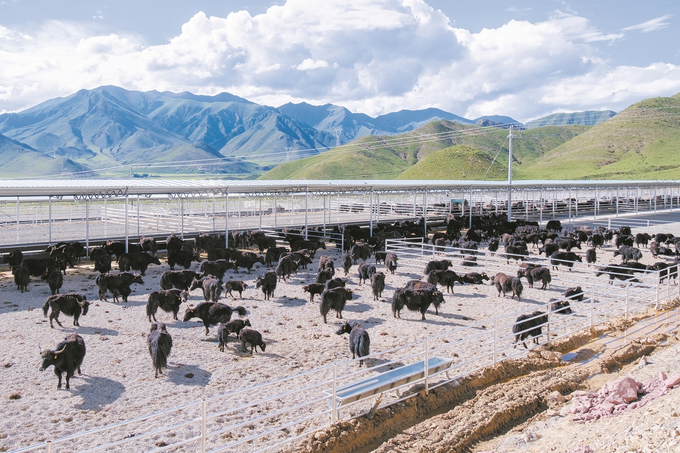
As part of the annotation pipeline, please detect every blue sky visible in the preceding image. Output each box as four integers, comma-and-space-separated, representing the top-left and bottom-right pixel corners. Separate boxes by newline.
1, 0, 678, 122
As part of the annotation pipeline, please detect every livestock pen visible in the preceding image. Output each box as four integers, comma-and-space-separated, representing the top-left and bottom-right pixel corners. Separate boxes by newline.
9, 217, 680, 453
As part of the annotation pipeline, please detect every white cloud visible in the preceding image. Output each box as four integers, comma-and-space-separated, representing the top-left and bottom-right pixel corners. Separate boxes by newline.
507, 7, 532, 12
0, 0, 679, 122
622, 14, 672, 34
297, 59, 329, 70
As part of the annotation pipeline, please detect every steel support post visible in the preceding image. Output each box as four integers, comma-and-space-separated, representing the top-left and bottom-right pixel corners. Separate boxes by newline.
179, 198, 184, 240
469, 187, 472, 229
305, 187, 309, 240
424, 189, 428, 237
15, 197, 19, 244
48, 196, 52, 246
370, 188, 374, 237
225, 190, 230, 249
85, 199, 89, 258
376, 193, 380, 223
413, 191, 417, 219
125, 195, 129, 253
136, 195, 140, 238
322, 194, 326, 232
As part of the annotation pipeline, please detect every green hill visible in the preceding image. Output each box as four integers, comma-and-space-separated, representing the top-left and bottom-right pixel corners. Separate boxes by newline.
397, 145, 508, 180
518, 93, 680, 180
525, 110, 615, 128
259, 120, 587, 180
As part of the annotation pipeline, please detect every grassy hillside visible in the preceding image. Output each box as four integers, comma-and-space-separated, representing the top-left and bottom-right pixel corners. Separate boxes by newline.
259, 120, 587, 180
525, 110, 615, 128
397, 145, 508, 180
518, 94, 680, 179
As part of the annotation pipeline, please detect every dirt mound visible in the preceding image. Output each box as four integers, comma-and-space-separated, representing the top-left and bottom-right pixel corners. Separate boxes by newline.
286, 310, 679, 453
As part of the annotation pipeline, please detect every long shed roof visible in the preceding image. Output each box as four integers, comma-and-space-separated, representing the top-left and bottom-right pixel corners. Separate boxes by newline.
0, 179, 676, 198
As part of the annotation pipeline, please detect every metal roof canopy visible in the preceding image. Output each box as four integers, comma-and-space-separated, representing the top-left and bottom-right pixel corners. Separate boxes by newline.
0, 179, 677, 198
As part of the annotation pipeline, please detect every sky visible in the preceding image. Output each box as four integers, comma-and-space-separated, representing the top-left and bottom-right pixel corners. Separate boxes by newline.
0, 0, 679, 122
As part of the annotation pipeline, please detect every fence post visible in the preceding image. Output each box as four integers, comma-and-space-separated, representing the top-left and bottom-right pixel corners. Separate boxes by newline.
202, 399, 207, 453
625, 281, 629, 318
647, 220, 650, 234
424, 339, 429, 395
547, 302, 552, 346
332, 364, 338, 424
484, 252, 488, 273
656, 271, 660, 310
46, 440, 51, 453
590, 288, 595, 331
493, 317, 497, 364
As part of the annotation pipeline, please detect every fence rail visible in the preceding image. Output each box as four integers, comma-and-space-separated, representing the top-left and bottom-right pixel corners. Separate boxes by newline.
12, 237, 680, 453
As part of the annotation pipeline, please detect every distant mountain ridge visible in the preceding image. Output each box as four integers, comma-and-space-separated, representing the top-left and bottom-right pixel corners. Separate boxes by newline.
276, 103, 476, 145
0, 85, 623, 179
525, 110, 616, 128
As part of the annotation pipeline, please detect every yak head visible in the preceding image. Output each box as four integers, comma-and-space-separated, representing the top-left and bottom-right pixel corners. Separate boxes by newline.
182, 307, 196, 323
150, 255, 162, 266
39, 345, 67, 371
79, 299, 90, 316
433, 291, 445, 307
189, 277, 203, 292
150, 322, 167, 333
336, 322, 352, 336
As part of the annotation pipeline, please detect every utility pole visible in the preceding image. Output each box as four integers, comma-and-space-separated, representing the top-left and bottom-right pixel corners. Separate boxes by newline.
507, 125, 513, 222
335, 129, 341, 147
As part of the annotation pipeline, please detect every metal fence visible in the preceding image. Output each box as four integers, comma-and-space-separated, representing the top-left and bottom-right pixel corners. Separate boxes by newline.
2, 182, 680, 250
13, 236, 680, 453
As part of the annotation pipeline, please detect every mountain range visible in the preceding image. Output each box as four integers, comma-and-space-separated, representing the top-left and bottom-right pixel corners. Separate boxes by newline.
0, 85, 617, 178
260, 93, 680, 181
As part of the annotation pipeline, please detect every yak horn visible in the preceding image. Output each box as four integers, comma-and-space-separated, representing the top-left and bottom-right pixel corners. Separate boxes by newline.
39, 344, 43, 353
53, 346, 67, 355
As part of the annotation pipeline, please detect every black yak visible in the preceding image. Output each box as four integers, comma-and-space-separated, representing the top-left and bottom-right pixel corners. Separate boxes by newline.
336, 322, 370, 366
42, 293, 89, 328
320, 287, 354, 323
183, 302, 247, 335
391, 288, 444, 320
218, 319, 252, 351
513, 311, 548, 349
148, 323, 172, 378
238, 328, 266, 353
39, 333, 86, 389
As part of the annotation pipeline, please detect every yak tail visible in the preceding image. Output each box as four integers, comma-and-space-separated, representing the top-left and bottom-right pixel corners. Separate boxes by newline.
390, 296, 403, 316
42, 298, 51, 317
150, 342, 168, 370
233, 306, 247, 317
320, 299, 330, 321
146, 299, 155, 318
358, 332, 370, 358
